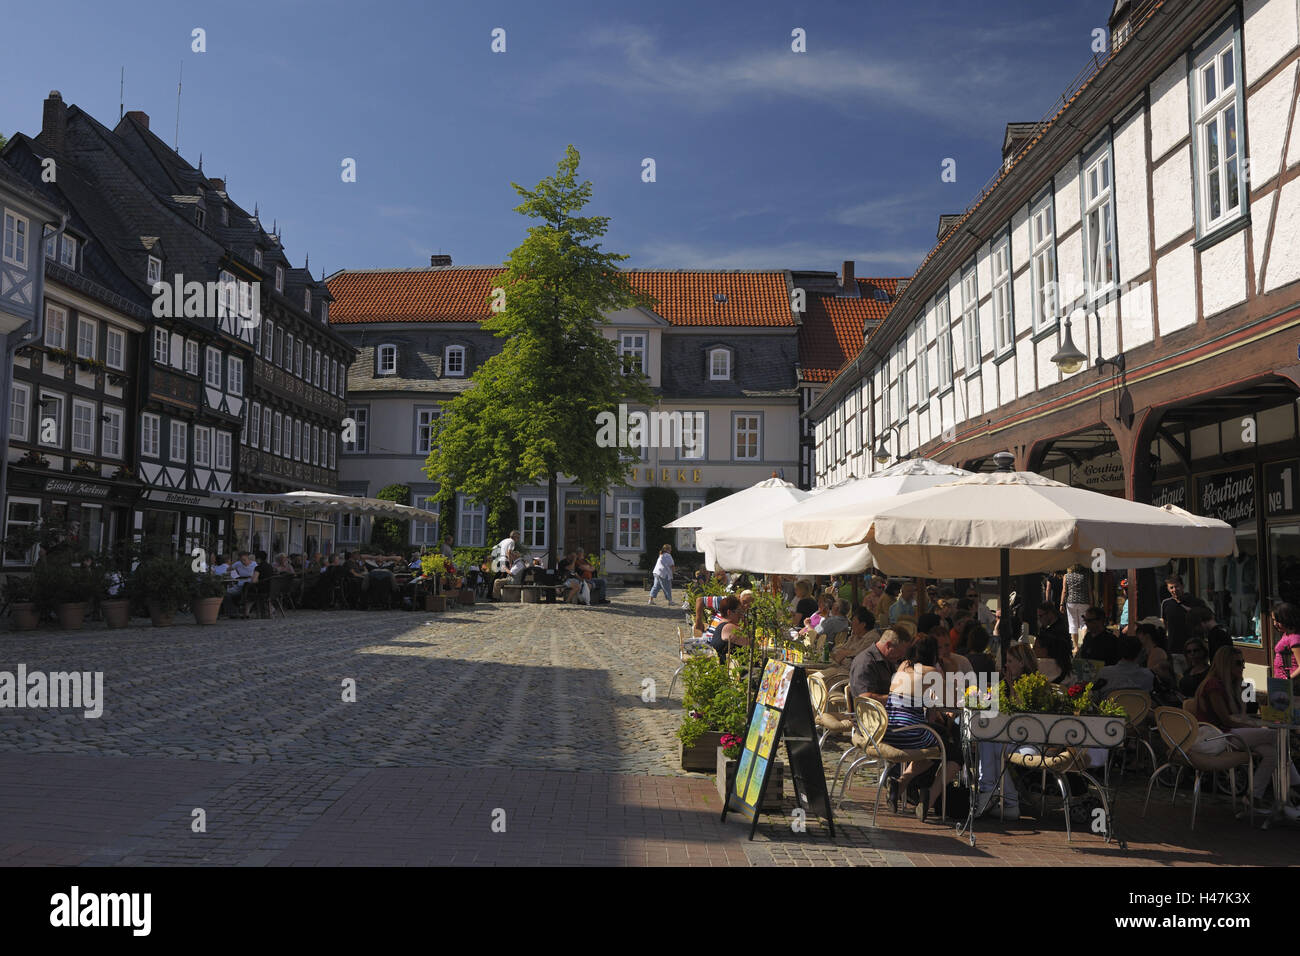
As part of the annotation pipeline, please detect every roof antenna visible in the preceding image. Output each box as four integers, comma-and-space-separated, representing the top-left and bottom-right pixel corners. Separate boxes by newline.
198, 153, 203, 172
119, 67, 125, 122
173, 61, 183, 152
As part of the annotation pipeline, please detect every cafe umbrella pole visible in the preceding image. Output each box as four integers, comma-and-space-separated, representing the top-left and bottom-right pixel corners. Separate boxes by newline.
994, 451, 1016, 671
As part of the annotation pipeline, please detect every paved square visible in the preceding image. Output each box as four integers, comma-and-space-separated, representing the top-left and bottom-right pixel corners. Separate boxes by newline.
0, 590, 1292, 865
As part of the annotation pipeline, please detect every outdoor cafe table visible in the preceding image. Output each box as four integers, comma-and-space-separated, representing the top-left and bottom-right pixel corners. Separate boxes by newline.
956, 708, 1127, 848
1250, 718, 1300, 829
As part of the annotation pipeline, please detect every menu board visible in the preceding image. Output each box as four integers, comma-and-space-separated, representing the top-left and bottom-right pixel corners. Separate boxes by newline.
722, 660, 835, 840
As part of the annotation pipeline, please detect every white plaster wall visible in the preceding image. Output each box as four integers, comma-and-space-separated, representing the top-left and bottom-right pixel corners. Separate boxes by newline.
1055, 157, 1081, 234
1252, 192, 1277, 289
1199, 229, 1248, 316
1012, 268, 1032, 336
1156, 244, 1197, 335
1264, 177, 1300, 291
1149, 59, 1190, 160
1097, 297, 1120, 364
997, 357, 1016, 405
1120, 279, 1155, 349
1246, 63, 1297, 186
1114, 107, 1152, 282
1152, 147, 1194, 249
981, 363, 997, 416
1244, 0, 1299, 81
1035, 329, 1062, 387
1015, 344, 1034, 399
979, 299, 995, 371
1010, 205, 1030, 271
966, 375, 983, 421
1057, 230, 1085, 309
976, 242, 992, 308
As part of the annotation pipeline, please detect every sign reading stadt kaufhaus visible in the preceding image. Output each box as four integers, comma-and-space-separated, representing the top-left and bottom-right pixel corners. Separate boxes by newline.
1197, 468, 1255, 525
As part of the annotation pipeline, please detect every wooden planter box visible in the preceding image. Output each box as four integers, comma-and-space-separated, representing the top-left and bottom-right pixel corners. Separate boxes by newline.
717, 747, 785, 810
681, 731, 725, 771
424, 594, 447, 612
967, 711, 1126, 749
457, 589, 475, 605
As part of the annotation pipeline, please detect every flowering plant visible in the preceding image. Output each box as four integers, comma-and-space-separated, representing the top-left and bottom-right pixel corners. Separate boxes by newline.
720, 733, 744, 760
997, 672, 1126, 718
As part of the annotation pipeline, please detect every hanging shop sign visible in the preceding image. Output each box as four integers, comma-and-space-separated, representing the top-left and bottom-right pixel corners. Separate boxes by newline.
1073, 451, 1125, 491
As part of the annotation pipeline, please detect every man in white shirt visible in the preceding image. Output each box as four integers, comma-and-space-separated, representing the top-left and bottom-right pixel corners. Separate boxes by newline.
495, 531, 520, 571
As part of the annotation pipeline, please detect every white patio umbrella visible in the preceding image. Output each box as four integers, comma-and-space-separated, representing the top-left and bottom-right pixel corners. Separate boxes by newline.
704, 458, 972, 574
782, 470, 1236, 578
666, 476, 809, 533
213, 490, 437, 521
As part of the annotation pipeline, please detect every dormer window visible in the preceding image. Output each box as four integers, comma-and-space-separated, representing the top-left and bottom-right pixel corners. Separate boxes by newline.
147, 255, 162, 286
220, 206, 229, 226
619, 333, 645, 376
444, 345, 465, 376
195, 207, 206, 229
253, 248, 263, 269
321, 301, 329, 324
275, 265, 284, 293
377, 344, 397, 376
59, 235, 77, 269
709, 347, 731, 381
304, 289, 312, 313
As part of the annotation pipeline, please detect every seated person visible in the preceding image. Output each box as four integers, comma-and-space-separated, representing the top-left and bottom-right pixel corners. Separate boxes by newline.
225, 552, 258, 616
849, 627, 908, 704
556, 553, 582, 603
211, 553, 231, 578
885, 636, 960, 821
1035, 603, 1072, 647
1077, 606, 1119, 665
814, 606, 877, 684
492, 556, 527, 600
342, 552, 367, 608
1033, 632, 1073, 683
1092, 634, 1154, 695
273, 552, 294, 575
1178, 638, 1211, 698
963, 625, 998, 683
575, 549, 606, 604
251, 550, 276, 616
694, 589, 753, 634
974, 643, 1037, 819
702, 596, 747, 663
803, 598, 851, 658
797, 593, 834, 640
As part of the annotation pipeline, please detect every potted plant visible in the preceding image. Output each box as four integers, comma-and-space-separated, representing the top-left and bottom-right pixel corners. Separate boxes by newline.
677, 654, 748, 771
4, 576, 39, 630
131, 554, 195, 627
98, 541, 135, 628
31, 556, 98, 630
72, 459, 99, 476
968, 672, 1128, 748
18, 449, 50, 469
191, 571, 226, 625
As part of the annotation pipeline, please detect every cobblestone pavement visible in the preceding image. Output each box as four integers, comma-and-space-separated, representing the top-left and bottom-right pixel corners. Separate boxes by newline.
0, 589, 1295, 865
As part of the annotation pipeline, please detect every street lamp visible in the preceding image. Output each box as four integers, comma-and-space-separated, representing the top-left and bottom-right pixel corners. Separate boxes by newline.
873, 424, 910, 465
1050, 311, 1087, 374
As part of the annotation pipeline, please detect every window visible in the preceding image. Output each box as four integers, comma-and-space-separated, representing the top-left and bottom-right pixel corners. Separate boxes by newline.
896, 348, 908, 420
205, 347, 222, 387
195, 207, 206, 229
1192, 23, 1244, 233
3, 211, 29, 267
59, 235, 77, 269
521, 498, 547, 549
680, 411, 705, 459
709, 348, 731, 381
44, 229, 56, 260
410, 496, 439, 545
991, 234, 1014, 353
263, 320, 275, 360
617, 499, 643, 550
141, 413, 160, 458
220, 205, 229, 226
44, 305, 67, 349
71, 400, 95, 454
345, 407, 368, 453
38, 392, 63, 447
960, 262, 980, 371
239, 279, 253, 320
105, 327, 125, 370
10, 382, 30, 441
733, 413, 760, 460
329, 436, 336, 471
147, 256, 162, 285
228, 357, 243, 395
284, 332, 294, 371
4, 499, 42, 566
330, 359, 338, 395
216, 431, 232, 471
250, 402, 262, 447
313, 351, 321, 387
293, 419, 302, 461
151, 328, 168, 365
169, 421, 187, 462
304, 288, 311, 313
676, 500, 704, 551
339, 511, 362, 545
321, 301, 329, 325
274, 327, 284, 366
272, 413, 282, 457
217, 270, 235, 318
305, 344, 313, 382
312, 425, 320, 465
935, 294, 953, 389
914, 320, 929, 402
415, 407, 441, 454
253, 248, 263, 269
294, 339, 303, 377
619, 333, 645, 376
185, 339, 199, 375
261, 407, 271, 452
194, 426, 211, 467
1030, 193, 1058, 332
377, 344, 397, 376
1082, 145, 1116, 296
275, 265, 284, 292
101, 407, 123, 458
445, 345, 465, 376
456, 496, 486, 547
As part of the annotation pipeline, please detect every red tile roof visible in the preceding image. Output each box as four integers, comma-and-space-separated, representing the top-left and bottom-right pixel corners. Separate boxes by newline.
798, 278, 900, 383
326, 267, 796, 327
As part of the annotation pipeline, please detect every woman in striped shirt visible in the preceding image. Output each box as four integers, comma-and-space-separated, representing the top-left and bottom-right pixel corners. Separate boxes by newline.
886, 635, 959, 821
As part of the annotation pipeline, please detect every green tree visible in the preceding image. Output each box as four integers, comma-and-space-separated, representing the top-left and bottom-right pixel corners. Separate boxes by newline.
371, 483, 410, 553
424, 146, 653, 567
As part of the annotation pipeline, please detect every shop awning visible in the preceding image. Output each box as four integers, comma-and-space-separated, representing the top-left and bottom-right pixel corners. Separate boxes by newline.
213, 490, 437, 521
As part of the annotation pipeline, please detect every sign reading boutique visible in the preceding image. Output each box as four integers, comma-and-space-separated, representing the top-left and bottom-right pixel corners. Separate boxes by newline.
1197, 468, 1255, 526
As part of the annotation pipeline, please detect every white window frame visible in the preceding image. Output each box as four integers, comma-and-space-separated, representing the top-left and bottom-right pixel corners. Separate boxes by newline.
991, 232, 1014, 354
101, 406, 124, 459
2, 210, 29, 267
313, 351, 321, 387
141, 412, 160, 458
184, 339, 199, 375
194, 425, 212, 467
709, 347, 732, 381
275, 264, 284, 293
228, 356, 244, 396
216, 431, 232, 471
619, 333, 646, 376
521, 497, 548, 550
253, 248, 263, 269
4, 498, 43, 567
935, 294, 953, 390
71, 399, 95, 454
305, 343, 313, 383
1192, 21, 1245, 235
10, 381, 31, 442
304, 288, 312, 313
75, 317, 96, 359
732, 412, 761, 461
263, 319, 275, 360
616, 498, 643, 551
377, 344, 397, 376
322, 301, 329, 325
345, 406, 368, 453
147, 256, 162, 286
415, 407, 441, 455
294, 339, 304, 378
261, 407, 272, 452
272, 412, 282, 457
456, 496, 487, 548
1081, 143, 1117, 299
679, 410, 705, 460
444, 345, 466, 376
1030, 192, 1059, 332
58, 234, 77, 269
410, 495, 440, 546
44, 305, 67, 350
250, 402, 262, 447
914, 320, 929, 405
170, 421, 188, 463
38, 390, 64, 447
676, 499, 704, 552
960, 261, 980, 373
293, 419, 302, 461
205, 347, 222, 388
105, 327, 125, 370
312, 425, 320, 466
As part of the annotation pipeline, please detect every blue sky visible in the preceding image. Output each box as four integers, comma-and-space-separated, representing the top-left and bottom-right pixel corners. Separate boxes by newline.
1, 0, 1107, 279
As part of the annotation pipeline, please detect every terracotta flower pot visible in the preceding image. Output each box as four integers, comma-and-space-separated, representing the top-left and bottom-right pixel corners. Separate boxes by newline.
11, 602, 39, 630
101, 598, 131, 629
193, 596, 223, 625
457, 589, 475, 605
148, 602, 176, 628
56, 602, 88, 630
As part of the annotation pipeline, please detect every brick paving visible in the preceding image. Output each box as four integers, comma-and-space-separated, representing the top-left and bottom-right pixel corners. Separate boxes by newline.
0, 589, 1294, 865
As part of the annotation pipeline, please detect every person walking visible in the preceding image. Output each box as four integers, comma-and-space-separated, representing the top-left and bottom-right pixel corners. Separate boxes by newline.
648, 544, 675, 605
1061, 563, 1091, 647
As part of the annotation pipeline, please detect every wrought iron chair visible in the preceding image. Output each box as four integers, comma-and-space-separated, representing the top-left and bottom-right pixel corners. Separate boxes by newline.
666, 625, 717, 700
837, 696, 947, 824
1143, 706, 1253, 829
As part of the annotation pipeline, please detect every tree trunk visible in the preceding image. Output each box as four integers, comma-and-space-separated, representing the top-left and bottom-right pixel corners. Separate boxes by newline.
547, 472, 558, 569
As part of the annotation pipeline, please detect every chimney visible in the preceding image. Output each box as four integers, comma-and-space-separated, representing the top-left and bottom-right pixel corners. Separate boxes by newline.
124, 109, 150, 131
840, 259, 855, 291
429, 254, 452, 267
42, 91, 67, 154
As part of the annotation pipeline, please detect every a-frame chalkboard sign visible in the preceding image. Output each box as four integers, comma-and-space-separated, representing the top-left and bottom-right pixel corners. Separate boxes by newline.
721, 659, 835, 840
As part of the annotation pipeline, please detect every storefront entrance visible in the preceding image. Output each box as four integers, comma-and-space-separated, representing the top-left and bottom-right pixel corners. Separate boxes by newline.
564, 494, 601, 555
